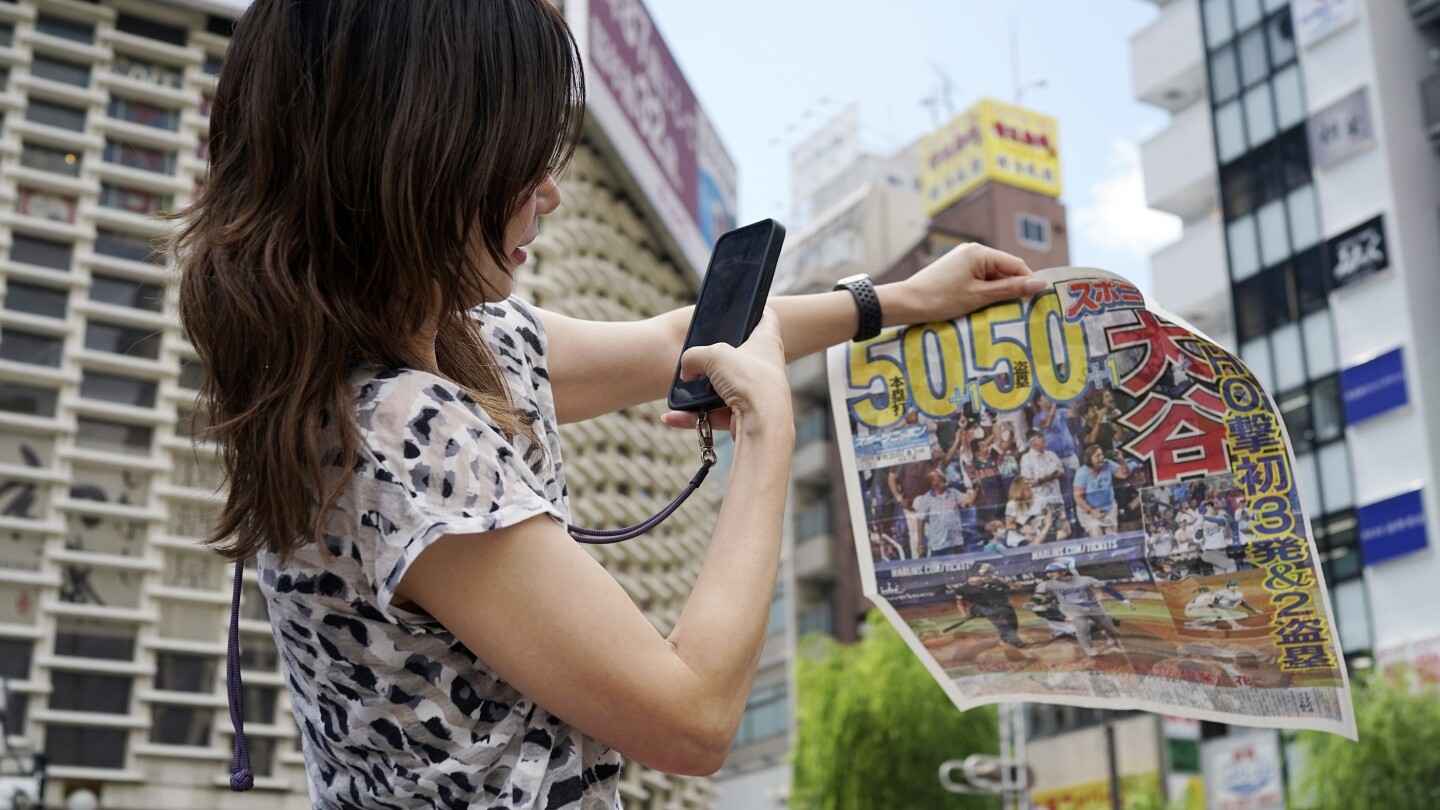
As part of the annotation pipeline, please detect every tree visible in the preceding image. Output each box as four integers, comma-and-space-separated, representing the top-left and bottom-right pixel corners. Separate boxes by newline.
791, 611, 999, 810
1293, 668, 1440, 809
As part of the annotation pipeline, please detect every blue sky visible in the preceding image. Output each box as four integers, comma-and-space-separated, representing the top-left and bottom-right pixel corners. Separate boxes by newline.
645, 0, 1183, 293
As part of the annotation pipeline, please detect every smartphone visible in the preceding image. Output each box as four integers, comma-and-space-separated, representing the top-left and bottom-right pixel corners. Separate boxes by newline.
667, 219, 786, 412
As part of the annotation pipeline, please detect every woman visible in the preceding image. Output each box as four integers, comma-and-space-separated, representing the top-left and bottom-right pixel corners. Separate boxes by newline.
176, 2, 1043, 807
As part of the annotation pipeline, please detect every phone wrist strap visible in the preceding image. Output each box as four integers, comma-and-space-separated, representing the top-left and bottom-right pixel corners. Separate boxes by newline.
568, 411, 718, 544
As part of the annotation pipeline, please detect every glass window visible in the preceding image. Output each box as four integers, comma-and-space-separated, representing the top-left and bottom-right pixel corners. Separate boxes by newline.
1233, 0, 1264, 30
1318, 441, 1352, 510
103, 139, 177, 175
35, 14, 94, 44
11, 234, 73, 271
1222, 158, 1255, 219
154, 653, 216, 692
25, 99, 86, 132
50, 672, 132, 714
76, 417, 153, 456
174, 407, 212, 440
1301, 310, 1337, 378
54, 617, 136, 661
31, 54, 90, 87
733, 684, 788, 748
1215, 100, 1247, 164
115, 13, 188, 46
80, 370, 157, 408
150, 705, 211, 746
1227, 216, 1261, 280
1238, 27, 1269, 88
1294, 452, 1320, 513
44, 725, 128, 769
1271, 322, 1306, 392
1312, 375, 1344, 443
1278, 388, 1313, 446
107, 97, 180, 131
99, 184, 174, 216
0, 23, 12, 48
20, 142, 82, 176
1256, 198, 1290, 267
1240, 336, 1275, 392
178, 358, 206, 390
248, 735, 276, 778
1253, 141, 1285, 208
17, 189, 76, 224
1272, 66, 1305, 130
1264, 0, 1290, 12
94, 229, 161, 265
1332, 579, 1370, 652
1287, 185, 1321, 251
1294, 248, 1329, 314
111, 54, 185, 90
1280, 126, 1310, 190
243, 685, 278, 725
203, 54, 223, 76
1209, 45, 1241, 103
91, 274, 165, 312
1202, 0, 1235, 48
0, 639, 31, 680
239, 636, 278, 671
1267, 13, 1296, 68
1243, 84, 1276, 148
5, 281, 67, 318
0, 380, 59, 417
1234, 272, 1280, 342
0, 329, 63, 367
84, 321, 162, 359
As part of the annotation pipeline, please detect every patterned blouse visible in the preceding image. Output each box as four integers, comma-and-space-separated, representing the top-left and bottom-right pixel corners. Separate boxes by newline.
257, 299, 622, 809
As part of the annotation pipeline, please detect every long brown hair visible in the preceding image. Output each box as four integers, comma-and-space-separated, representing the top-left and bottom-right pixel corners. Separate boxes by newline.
173, 0, 585, 561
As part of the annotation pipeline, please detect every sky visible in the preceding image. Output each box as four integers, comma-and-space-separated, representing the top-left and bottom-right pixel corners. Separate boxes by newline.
643, 0, 1184, 294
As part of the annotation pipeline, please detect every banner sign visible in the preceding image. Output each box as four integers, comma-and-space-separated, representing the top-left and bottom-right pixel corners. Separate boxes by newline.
921, 98, 1062, 216
1377, 632, 1440, 685
1291, 0, 1359, 49
1307, 86, 1375, 170
568, 0, 738, 277
829, 267, 1355, 736
1201, 731, 1285, 810
1327, 214, 1387, 289
1339, 346, 1407, 425
1357, 488, 1428, 567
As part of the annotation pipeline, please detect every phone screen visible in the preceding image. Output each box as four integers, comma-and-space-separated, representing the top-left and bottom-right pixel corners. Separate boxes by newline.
669, 222, 780, 410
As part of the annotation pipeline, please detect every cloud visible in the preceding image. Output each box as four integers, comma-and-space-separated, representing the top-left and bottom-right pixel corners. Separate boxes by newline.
1073, 140, 1182, 261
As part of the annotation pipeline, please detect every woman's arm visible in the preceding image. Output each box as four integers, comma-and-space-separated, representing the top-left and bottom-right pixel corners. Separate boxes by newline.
394, 314, 793, 776
537, 243, 1044, 423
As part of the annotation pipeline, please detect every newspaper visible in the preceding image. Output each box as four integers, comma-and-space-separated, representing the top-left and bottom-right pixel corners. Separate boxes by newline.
828, 268, 1355, 737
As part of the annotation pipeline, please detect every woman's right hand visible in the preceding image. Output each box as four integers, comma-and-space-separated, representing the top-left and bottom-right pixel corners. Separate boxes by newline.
662, 309, 792, 441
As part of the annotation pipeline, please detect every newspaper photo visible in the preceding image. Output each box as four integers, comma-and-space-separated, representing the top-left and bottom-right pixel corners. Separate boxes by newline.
829, 267, 1355, 737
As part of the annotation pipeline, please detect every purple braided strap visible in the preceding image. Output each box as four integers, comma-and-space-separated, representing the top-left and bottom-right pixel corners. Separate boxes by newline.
226, 558, 254, 791
568, 461, 712, 544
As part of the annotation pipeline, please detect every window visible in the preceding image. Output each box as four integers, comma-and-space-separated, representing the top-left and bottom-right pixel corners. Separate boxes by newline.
1227, 216, 1261, 280
1232, 0, 1264, 30
1202, 0, 1234, 48
1243, 83, 1276, 147
0, 639, 31, 679
1237, 27, 1268, 88
1317, 436, 1352, 510
94, 229, 160, 265
732, 684, 788, 748
1311, 374, 1344, 443
202, 54, 223, 76
17, 189, 76, 223
45, 725, 129, 769
84, 321, 162, 359
178, 358, 205, 390
1286, 184, 1320, 251
99, 184, 173, 216
30, 54, 90, 87
1270, 322, 1305, 391
1272, 66, 1304, 130
243, 686, 278, 725
1301, 311, 1338, 379
239, 637, 278, 672
247, 735, 277, 778
1016, 214, 1051, 251
10, 234, 73, 270
111, 54, 184, 90
76, 417, 153, 455
25, 99, 86, 132
174, 407, 212, 439
80, 371, 157, 408
154, 653, 215, 692
35, 14, 93, 44
1279, 127, 1310, 191
54, 618, 136, 661
150, 705, 211, 746
1256, 199, 1290, 267
1266, 13, 1296, 68
164, 550, 219, 590
1209, 45, 1240, 103
115, 13, 187, 46
0, 23, 12, 48
0, 380, 58, 417
103, 139, 176, 174
1215, 101, 1247, 164
1293, 248, 1329, 315
107, 97, 179, 131
20, 142, 81, 176
50, 672, 132, 714
207, 15, 236, 38
5, 281, 68, 318
91, 274, 165, 312
767, 587, 785, 638
0, 329, 63, 367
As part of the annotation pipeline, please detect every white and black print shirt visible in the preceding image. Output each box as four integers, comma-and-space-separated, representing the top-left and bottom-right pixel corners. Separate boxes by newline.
258, 298, 622, 809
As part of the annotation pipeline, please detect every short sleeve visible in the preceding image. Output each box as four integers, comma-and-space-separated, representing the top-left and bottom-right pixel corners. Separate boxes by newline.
355, 373, 564, 619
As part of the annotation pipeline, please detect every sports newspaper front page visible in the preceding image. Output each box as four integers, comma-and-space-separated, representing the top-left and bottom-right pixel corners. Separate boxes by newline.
829, 268, 1355, 736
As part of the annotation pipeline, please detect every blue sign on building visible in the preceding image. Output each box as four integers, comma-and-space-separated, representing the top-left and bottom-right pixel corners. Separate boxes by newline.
1339, 347, 1408, 425
1358, 488, 1429, 567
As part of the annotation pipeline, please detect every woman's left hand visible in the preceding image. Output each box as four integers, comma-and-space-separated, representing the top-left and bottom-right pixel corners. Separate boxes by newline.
882, 243, 1048, 327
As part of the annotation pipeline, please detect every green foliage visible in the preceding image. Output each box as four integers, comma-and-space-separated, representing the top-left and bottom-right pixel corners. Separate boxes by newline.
1293, 669, 1440, 810
791, 611, 999, 810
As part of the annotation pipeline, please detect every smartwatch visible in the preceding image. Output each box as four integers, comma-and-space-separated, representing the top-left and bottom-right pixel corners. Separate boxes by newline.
834, 273, 883, 342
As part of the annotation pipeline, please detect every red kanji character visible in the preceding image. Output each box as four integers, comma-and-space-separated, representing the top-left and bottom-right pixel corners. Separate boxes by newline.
1120, 392, 1231, 483
1106, 310, 1218, 396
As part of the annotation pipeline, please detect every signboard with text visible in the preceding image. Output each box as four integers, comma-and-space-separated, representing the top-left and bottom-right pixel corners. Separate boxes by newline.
1291, 0, 1359, 48
1307, 86, 1375, 170
1202, 731, 1286, 810
1339, 347, 1407, 425
921, 98, 1062, 216
1357, 488, 1429, 567
1327, 214, 1388, 289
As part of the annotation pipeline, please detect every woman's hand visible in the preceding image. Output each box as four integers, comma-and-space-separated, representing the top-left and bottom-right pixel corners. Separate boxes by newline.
661, 309, 791, 438
880, 243, 1048, 327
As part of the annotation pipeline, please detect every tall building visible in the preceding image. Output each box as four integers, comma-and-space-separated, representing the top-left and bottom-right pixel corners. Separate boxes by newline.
0, 0, 735, 808
712, 100, 1071, 810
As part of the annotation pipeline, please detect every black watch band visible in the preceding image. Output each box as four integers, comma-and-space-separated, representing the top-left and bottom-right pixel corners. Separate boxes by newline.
834, 274, 883, 342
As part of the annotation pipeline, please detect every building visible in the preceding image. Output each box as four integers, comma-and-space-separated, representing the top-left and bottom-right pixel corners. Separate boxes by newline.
712, 100, 1071, 810
0, 0, 735, 808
